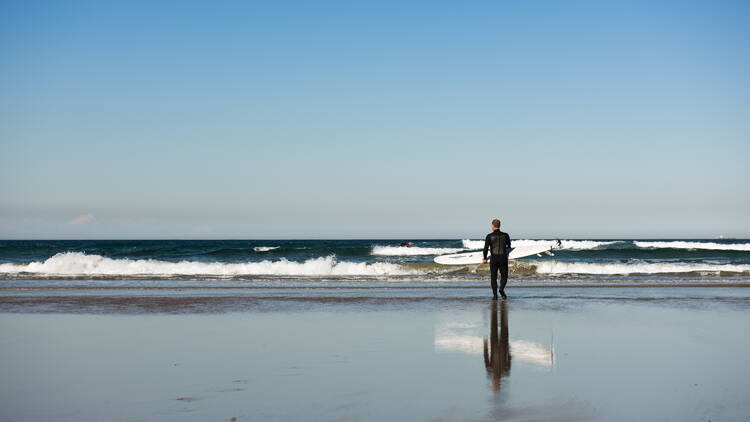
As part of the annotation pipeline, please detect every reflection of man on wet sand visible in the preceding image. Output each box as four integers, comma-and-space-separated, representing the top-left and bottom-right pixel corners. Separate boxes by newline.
483, 300, 511, 392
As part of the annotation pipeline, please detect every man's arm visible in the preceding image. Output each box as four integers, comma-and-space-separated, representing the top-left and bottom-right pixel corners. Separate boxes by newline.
506, 233, 511, 250
483, 234, 490, 261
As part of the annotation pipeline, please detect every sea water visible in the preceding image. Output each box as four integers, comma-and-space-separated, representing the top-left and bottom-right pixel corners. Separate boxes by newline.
0, 239, 749, 287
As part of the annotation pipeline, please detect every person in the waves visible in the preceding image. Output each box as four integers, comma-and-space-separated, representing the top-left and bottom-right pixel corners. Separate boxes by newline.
482, 219, 511, 299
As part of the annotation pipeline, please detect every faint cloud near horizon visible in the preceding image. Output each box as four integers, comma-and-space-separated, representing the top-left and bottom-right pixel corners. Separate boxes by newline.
69, 213, 94, 225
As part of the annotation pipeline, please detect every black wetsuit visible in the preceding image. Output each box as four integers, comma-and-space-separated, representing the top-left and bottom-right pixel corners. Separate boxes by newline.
483, 229, 511, 298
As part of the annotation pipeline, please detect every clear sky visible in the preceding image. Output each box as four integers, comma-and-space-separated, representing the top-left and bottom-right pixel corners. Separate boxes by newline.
1, 0, 748, 239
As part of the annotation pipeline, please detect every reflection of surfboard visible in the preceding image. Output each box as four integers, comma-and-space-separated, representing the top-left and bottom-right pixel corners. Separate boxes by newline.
434, 244, 554, 265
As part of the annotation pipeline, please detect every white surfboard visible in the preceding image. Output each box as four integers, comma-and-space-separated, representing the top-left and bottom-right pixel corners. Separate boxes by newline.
434, 243, 554, 265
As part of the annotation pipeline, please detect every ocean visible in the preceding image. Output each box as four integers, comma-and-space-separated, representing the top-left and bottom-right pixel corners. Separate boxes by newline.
1, 238, 749, 287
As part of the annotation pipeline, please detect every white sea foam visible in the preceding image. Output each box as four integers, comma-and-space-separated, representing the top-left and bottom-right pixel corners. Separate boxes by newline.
535, 260, 750, 275
461, 239, 486, 249
634, 241, 750, 251
516, 239, 616, 250
253, 246, 280, 252
371, 246, 464, 256
462, 239, 615, 250
0, 252, 411, 277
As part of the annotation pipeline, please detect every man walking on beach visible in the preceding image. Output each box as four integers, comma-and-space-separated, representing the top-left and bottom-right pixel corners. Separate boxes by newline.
482, 219, 511, 300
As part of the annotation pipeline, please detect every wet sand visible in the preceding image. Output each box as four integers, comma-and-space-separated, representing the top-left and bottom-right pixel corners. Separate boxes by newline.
1, 285, 749, 421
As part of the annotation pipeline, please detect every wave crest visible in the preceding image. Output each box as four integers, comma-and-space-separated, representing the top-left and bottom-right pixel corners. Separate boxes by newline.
462, 239, 615, 250
0, 252, 411, 277
461, 239, 485, 249
535, 260, 750, 275
634, 241, 750, 251
372, 246, 464, 256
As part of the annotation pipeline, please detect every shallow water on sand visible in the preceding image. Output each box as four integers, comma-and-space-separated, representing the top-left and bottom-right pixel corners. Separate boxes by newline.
1, 287, 749, 421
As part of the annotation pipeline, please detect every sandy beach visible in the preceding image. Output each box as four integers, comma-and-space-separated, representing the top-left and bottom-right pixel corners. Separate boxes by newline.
1, 285, 748, 421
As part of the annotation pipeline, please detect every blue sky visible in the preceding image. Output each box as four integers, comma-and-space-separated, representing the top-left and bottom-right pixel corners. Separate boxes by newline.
1, 0, 748, 239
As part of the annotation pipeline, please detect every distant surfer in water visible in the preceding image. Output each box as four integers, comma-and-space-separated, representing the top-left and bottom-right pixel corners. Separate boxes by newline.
482, 219, 511, 300
399, 241, 413, 247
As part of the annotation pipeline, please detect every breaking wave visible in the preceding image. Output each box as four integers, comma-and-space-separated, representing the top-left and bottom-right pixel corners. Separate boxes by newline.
371, 246, 464, 256
253, 246, 280, 252
535, 260, 750, 275
2, 252, 748, 280
0, 252, 411, 277
634, 241, 750, 251
461, 239, 615, 250
461, 239, 485, 249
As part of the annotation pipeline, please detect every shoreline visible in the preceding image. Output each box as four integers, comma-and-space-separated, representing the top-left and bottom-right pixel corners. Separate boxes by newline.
2, 282, 750, 290
2, 284, 749, 314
